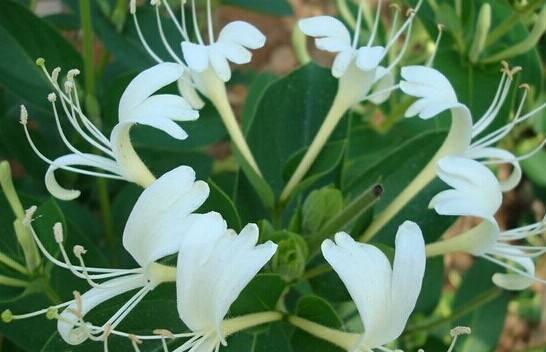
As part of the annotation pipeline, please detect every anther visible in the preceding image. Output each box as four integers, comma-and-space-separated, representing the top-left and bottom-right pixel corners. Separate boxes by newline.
150, 0, 160, 6
389, 3, 401, 11
35, 58, 45, 66
450, 326, 471, 337
23, 206, 37, 225
64, 80, 74, 92
154, 329, 175, 339
67, 69, 80, 81
437, 23, 445, 32
519, 83, 530, 91
73, 291, 83, 318
46, 307, 58, 320
19, 105, 28, 125
51, 67, 61, 83
129, 0, 136, 14
73, 245, 87, 258
48, 92, 57, 103
103, 324, 113, 339
53, 223, 64, 243
128, 334, 142, 345
1, 309, 13, 323
500, 60, 510, 73
406, 8, 416, 16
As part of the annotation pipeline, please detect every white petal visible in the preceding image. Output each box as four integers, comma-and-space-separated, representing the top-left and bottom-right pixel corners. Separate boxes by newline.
400, 65, 457, 102
177, 72, 206, 110
119, 63, 185, 120
464, 147, 522, 192
123, 94, 199, 122
316, 37, 352, 53
321, 233, 392, 348
58, 274, 147, 345
123, 165, 210, 267
177, 218, 276, 339
298, 16, 351, 49
209, 48, 232, 82
214, 42, 252, 65
387, 221, 426, 342
182, 41, 210, 72
356, 46, 385, 71
120, 116, 189, 140
430, 156, 502, 219
332, 50, 354, 78
491, 248, 535, 290
369, 67, 395, 104
218, 21, 266, 50
45, 154, 122, 201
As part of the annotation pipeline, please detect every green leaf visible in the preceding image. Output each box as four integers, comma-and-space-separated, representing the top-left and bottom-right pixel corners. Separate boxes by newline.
222, 0, 293, 16
199, 179, 242, 231
291, 295, 344, 352
245, 63, 346, 196
229, 274, 286, 316
0, 0, 81, 111
414, 257, 444, 314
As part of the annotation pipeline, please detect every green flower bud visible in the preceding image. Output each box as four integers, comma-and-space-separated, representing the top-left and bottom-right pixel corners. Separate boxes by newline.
302, 187, 344, 235
270, 232, 309, 281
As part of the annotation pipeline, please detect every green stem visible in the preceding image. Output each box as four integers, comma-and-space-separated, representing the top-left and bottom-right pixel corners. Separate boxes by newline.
80, 0, 95, 106
287, 315, 359, 350
301, 263, 331, 281
485, 0, 543, 47
79, 1, 115, 254
0, 275, 29, 288
404, 288, 502, 335
111, 0, 129, 32
321, 184, 383, 235
0, 252, 28, 275
97, 178, 116, 259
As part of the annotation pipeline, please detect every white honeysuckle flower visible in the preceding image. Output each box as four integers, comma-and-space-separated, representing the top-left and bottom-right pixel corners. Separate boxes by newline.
427, 216, 546, 291
23, 61, 198, 200
359, 62, 545, 242
401, 63, 546, 192
429, 156, 502, 220
130, 0, 263, 175
297, 0, 423, 104
321, 221, 426, 352
175, 212, 278, 352
130, 0, 264, 100
7, 166, 209, 347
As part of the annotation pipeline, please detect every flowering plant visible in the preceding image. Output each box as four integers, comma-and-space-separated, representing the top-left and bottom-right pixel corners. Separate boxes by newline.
0, 0, 545, 351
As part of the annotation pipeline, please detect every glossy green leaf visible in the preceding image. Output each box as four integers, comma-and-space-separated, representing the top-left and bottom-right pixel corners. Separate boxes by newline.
199, 179, 242, 231
222, 0, 293, 16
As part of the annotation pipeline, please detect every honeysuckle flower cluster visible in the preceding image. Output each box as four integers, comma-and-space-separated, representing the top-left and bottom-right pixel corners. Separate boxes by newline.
387, 64, 546, 291
130, 0, 264, 175
280, 0, 426, 202
363, 61, 546, 241
22, 61, 197, 200
3, 0, 545, 351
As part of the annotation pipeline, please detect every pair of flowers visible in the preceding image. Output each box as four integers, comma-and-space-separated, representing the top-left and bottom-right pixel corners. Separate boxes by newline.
401, 63, 546, 290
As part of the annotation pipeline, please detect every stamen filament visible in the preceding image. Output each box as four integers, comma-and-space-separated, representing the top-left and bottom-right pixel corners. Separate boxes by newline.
132, 12, 164, 63
367, 0, 382, 46
482, 253, 546, 284
160, 0, 189, 40
155, 5, 185, 64
352, 2, 364, 49
206, 0, 214, 44
191, 0, 204, 45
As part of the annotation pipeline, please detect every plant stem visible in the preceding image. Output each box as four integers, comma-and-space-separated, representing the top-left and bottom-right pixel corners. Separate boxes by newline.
280, 93, 350, 203
485, 0, 543, 47
0, 275, 29, 288
0, 253, 28, 276
287, 315, 359, 349
79, 0, 116, 255
404, 288, 502, 335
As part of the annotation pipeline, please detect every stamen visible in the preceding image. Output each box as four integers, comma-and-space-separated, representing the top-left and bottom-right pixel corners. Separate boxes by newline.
191, 0, 204, 45
131, 5, 164, 63
382, 0, 423, 59
20, 113, 124, 181
362, 84, 400, 102
447, 327, 471, 352
181, 0, 188, 38
426, 24, 444, 67
482, 253, 546, 284
103, 324, 112, 352
129, 334, 143, 352
206, 0, 214, 44
154, 329, 174, 352
105, 286, 151, 330
387, 4, 401, 42
51, 67, 61, 84
386, 19, 414, 72
160, 0, 189, 40
367, 0, 383, 46
154, 4, 185, 65
1, 299, 74, 322
352, 2, 364, 49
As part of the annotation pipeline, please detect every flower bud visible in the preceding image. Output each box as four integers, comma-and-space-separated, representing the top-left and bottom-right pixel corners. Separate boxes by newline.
270, 231, 309, 281
302, 187, 344, 235
469, 3, 491, 63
